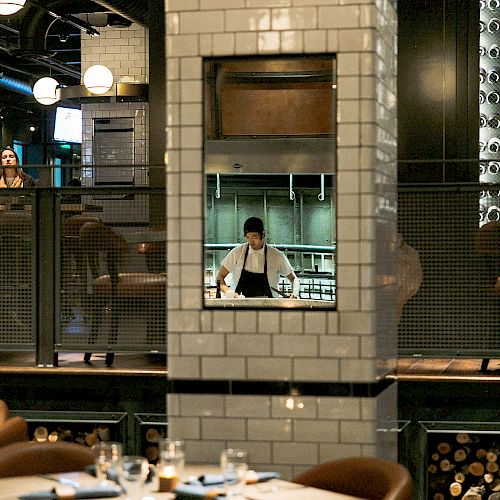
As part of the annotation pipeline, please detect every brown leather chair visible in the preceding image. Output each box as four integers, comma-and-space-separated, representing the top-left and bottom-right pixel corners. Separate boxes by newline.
0, 441, 94, 478
293, 456, 413, 500
79, 221, 166, 366
0, 400, 28, 448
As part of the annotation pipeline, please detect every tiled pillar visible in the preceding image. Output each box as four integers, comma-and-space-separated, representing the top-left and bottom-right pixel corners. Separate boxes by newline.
80, 25, 149, 170
165, 0, 398, 478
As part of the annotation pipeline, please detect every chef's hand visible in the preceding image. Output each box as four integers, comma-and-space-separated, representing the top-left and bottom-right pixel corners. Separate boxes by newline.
289, 293, 298, 299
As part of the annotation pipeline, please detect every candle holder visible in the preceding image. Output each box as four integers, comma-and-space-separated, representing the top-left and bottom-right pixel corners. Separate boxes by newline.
157, 439, 185, 492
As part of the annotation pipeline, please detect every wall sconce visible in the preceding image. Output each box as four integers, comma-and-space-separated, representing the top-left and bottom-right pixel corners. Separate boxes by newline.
32, 77, 60, 105
83, 65, 113, 95
0, 0, 26, 15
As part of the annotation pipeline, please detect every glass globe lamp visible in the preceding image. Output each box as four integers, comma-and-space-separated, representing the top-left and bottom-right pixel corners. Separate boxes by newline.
0, 0, 26, 16
83, 65, 113, 95
32, 77, 60, 105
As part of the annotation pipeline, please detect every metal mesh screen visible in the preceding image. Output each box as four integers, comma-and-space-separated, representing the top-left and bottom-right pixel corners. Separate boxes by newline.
0, 195, 34, 349
58, 190, 166, 353
398, 185, 500, 356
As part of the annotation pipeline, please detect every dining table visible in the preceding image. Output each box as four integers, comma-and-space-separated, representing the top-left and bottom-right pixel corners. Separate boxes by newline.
0, 468, 364, 500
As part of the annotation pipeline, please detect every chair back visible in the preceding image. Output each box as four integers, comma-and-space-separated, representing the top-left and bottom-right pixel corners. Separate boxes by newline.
79, 221, 128, 280
0, 441, 94, 478
0, 400, 28, 448
293, 456, 413, 500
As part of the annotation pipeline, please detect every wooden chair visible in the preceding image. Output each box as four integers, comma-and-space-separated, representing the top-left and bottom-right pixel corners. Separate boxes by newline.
0, 400, 28, 448
79, 221, 166, 366
0, 441, 94, 478
293, 456, 413, 500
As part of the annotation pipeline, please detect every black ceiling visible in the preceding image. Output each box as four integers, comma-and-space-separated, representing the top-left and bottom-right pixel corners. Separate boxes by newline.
0, 0, 148, 117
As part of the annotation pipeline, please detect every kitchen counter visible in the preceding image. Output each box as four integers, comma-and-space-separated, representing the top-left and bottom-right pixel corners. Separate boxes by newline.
205, 297, 335, 309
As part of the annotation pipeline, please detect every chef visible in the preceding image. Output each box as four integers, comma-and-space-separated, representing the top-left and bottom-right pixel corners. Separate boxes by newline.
216, 217, 300, 299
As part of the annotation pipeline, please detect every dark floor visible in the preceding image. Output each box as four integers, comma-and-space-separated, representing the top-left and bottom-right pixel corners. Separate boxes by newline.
0, 351, 166, 374
396, 357, 500, 381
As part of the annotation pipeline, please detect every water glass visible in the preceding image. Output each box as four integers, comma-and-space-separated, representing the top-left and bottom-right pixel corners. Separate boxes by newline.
93, 441, 123, 484
121, 455, 150, 500
220, 448, 248, 497
157, 439, 185, 491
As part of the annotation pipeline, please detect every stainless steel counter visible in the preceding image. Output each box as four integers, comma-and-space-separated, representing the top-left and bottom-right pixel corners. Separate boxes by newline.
205, 297, 335, 309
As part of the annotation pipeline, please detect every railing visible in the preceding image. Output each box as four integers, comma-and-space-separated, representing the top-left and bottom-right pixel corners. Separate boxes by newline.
0, 166, 166, 366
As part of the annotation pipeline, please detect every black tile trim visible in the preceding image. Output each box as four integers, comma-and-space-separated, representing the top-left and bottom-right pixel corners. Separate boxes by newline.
167, 378, 394, 397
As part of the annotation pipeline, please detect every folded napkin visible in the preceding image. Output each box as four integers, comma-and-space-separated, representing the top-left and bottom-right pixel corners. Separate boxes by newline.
198, 471, 280, 486
174, 483, 225, 500
18, 483, 122, 499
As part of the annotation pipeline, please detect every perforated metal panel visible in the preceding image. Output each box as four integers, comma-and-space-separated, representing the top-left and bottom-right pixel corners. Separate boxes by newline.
0, 195, 35, 349
398, 185, 500, 355
58, 189, 166, 354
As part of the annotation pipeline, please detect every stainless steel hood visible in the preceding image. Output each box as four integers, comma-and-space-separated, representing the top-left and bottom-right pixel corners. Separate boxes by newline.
204, 138, 336, 174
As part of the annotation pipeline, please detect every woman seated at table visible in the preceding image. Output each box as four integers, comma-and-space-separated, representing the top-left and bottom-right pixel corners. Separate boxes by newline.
0, 146, 36, 188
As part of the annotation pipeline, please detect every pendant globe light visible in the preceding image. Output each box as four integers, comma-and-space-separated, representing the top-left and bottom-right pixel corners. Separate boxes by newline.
32, 77, 60, 105
83, 65, 113, 95
0, 0, 26, 15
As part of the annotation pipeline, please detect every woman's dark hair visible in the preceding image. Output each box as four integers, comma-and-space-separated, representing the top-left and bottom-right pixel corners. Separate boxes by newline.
0, 146, 26, 179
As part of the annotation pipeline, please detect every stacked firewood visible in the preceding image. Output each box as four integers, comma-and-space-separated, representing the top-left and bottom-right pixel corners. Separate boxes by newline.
31, 424, 111, 446
428, 433, 500, 499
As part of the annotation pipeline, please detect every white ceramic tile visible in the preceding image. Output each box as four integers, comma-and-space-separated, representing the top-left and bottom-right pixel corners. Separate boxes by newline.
168, 417, 201, 439
199, 34, 212, 54
202, 418, 246, 440
179, 394, 225, 417
167, 0, 199, 11
213, 33, 236, 54
337, 288, 360, 310
340, 358, 376, 382
319, 443, 362, 463
319, 6, 359, 29
258, 31, 280, 52
212, 310, 235, 332
180, 103, 202, 126
273, 335, 317, 357
181, 288, 203, 309
258, 311, 280, 333
181, 333, 225, 355
336, 242, 360, 265
180, 11, 224, 33
225, 395, 271, 418
180, 57, 202, 80
225, 9, 271, 31
293, 358, 339, 381
338, 28, 375, 52
280, 31, 303, 52
247, 358, 292, 380
361, 397, 377, 420
340, 421, 376, 443
247, 0, 291, 6
337, 99, 360, 123
271, 396, 316, 419
293, 420, 339, 442
339, 311, 373, 335
201, 0, 245, 8
180, 263, 201, 287
180, 195, 202, 217
304, 30, 327, 52
202, 357, 246, 378
228, 334, 272, 356
169, 310, 199, 332
319, 335, 359, 357
180, 125, 201, 151
181, 218, 203, 240
303, 312, 327, 334
337, 76, 360, 99
326, 312, 338, 334
235, 311, 258, 332
167, 333, 180, 355
185, 440, 224, 464
200, 311, 213, 332
326, 29, 339, 52
248, 419, 292, 441
272, 8, 317, 30
235, 32, 258, 53
317, 397, 360, 420
273, 443, 317, 465
280, 311, 303, 334
167, 34, 199, 57
337, 52, 360, 76
229, 441, 272, 464
167, 355, 200, 378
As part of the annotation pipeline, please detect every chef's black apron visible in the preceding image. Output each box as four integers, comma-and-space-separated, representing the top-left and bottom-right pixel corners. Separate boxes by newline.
235, 244, 272, 298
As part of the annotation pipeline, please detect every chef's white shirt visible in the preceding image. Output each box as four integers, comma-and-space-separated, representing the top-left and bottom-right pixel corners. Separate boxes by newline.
220, 243, 295, 298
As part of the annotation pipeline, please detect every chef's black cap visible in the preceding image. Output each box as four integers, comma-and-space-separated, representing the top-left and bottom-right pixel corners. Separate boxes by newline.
243, 217, 264, 236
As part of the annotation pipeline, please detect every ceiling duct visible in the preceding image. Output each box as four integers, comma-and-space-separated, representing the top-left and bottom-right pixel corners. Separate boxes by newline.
0, 72, 32, 96
91, 0, 148, 27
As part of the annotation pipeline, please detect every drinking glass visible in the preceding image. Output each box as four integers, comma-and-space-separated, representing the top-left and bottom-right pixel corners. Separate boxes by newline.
220, 448, 248, 498
92, 441, 123, 485
157, 439, 185, 491
121, 455, 150, 500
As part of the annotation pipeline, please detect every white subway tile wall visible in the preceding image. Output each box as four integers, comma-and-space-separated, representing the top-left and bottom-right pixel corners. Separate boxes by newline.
165, 0, 398, 470
167, 388, 398, 477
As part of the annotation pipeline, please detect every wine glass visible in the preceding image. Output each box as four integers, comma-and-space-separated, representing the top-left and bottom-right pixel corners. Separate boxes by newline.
92, 441, 123, 485
220, 448, 248, 498
121, 455, 150, 500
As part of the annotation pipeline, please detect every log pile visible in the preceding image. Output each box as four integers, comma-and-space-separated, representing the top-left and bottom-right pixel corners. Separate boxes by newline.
428, 433, 500, 499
